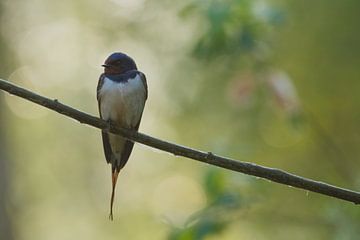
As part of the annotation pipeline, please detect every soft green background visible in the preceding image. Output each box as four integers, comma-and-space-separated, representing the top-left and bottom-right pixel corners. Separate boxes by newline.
0, 0, 360, 239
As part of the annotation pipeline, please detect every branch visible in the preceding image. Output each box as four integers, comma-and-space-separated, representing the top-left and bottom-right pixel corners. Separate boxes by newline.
1, 78, 360, 205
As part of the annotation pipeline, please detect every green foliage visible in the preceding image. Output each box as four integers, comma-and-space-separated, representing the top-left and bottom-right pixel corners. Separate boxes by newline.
168, 169, 242, 240
168, 0, 360, 239
182, 0, 285, 60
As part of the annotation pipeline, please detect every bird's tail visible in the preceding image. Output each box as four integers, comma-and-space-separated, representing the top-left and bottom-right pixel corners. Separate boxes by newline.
109, 168, 120, 221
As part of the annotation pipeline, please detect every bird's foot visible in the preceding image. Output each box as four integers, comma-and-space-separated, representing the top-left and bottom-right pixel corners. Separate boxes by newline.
105, 119, 114, 133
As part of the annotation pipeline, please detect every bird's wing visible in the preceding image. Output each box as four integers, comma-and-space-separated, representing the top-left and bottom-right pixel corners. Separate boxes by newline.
96, 74, 105, 101
97, 74, 113, 163
117, 113, 142, 170
138, 71, 148, 100
116, 72, 147, 170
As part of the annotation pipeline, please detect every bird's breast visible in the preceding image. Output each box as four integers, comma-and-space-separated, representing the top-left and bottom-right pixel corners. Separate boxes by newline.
99, 74, 146, 127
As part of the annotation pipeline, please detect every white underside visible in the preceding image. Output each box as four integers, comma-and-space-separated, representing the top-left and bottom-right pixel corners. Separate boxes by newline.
98, 74, 146, 159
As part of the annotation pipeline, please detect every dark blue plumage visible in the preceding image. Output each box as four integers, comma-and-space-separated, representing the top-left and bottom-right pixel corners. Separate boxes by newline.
105, 70, 140, 83
102, 52, 137, 73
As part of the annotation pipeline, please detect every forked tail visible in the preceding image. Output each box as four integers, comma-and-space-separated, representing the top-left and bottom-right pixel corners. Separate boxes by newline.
109, 169, 120, 221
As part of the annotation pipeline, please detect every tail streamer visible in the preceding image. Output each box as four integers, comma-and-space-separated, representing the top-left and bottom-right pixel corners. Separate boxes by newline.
109, 169, 120, 221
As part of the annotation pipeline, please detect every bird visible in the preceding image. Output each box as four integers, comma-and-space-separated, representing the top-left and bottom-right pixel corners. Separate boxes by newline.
96, 52, 148, 220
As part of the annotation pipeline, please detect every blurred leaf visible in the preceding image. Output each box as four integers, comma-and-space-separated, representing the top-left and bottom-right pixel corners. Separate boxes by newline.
204, 169, 226, 201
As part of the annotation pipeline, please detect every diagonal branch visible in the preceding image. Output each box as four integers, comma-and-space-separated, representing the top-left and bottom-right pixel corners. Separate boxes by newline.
0, 78, 360, 204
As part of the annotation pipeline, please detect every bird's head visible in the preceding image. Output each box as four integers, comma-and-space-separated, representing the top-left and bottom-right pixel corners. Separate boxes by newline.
102, 52, 137, 75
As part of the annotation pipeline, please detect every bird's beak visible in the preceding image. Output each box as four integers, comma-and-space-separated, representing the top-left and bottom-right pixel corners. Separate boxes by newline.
102, 64, 110, 67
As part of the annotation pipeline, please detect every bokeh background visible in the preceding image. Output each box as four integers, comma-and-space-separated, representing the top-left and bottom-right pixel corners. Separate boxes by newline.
1, 0, 360, 239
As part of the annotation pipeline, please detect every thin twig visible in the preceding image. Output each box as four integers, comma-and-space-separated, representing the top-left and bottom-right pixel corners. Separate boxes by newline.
0, 78, 359, 204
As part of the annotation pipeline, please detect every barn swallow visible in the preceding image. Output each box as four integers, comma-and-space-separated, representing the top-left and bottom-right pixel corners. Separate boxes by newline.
97, 52, 148, 220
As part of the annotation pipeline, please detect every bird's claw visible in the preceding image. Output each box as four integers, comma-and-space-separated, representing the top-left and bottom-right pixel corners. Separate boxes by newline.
105, 119, 113, 133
